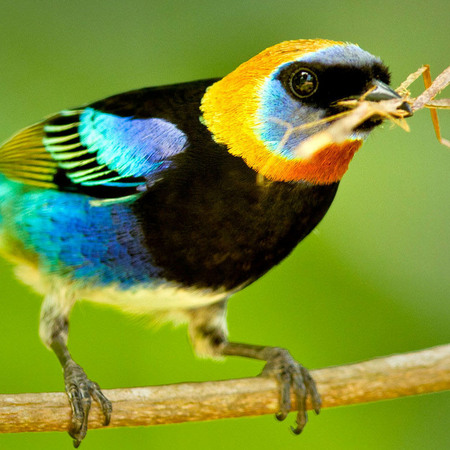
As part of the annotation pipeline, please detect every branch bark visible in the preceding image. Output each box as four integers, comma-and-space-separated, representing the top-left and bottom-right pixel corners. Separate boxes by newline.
0, 344, 449, 433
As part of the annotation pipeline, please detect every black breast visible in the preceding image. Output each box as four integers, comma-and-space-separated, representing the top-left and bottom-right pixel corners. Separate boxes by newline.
133, 139, 338, 291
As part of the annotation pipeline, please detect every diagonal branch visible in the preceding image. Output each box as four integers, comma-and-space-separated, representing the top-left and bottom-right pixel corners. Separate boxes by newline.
0, 344, 449, 433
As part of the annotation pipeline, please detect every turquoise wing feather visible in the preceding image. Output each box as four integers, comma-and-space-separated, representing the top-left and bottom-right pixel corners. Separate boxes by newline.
0, 107, 188, 197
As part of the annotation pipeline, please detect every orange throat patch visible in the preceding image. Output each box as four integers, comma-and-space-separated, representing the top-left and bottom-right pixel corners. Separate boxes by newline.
254, 139, 363, 184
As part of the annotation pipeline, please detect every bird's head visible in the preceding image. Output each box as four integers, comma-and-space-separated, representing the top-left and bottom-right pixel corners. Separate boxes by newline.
201, 39, 409, 184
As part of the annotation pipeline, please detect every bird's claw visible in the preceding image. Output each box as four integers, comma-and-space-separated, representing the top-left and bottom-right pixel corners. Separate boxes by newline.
64, 360, 112, 447
260, 348, 321, 434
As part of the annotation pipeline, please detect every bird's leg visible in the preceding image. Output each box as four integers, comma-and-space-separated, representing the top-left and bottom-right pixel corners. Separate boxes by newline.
221, 342, 321, 433
188, 301, 320, 434
39, 292, 112, 447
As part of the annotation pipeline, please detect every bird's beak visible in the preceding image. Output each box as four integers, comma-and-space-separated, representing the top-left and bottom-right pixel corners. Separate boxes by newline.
366, 80, 412, 116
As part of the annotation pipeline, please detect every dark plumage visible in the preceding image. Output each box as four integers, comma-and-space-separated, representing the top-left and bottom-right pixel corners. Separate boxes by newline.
0, 39, 410, 446
134, 159, 338, 290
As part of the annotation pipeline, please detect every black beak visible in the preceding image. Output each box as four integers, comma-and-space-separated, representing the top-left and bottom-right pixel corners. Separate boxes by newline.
366, 80, 412, 116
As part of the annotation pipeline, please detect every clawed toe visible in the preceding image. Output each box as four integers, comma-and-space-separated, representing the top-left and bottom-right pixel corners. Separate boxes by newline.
64, 360, 112, 447
261, 348, 320, 434
90, 383, 113, 426
221, 342, 320, 435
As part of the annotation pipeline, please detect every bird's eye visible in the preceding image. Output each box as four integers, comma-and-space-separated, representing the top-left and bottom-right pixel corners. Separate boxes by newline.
289, 68, 318, 98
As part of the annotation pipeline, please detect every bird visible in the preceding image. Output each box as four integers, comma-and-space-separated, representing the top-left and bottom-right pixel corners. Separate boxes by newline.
0, 39, 410, 446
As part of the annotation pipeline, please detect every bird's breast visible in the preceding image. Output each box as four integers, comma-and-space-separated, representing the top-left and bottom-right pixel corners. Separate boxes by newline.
134, 153, 339, 292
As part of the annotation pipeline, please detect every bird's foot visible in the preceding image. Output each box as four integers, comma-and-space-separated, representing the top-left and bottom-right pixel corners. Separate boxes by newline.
64, 360, 112, 447
260, 348, 321, 434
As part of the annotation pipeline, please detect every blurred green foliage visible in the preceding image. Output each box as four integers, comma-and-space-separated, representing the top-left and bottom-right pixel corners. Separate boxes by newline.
0, 0, 448, 449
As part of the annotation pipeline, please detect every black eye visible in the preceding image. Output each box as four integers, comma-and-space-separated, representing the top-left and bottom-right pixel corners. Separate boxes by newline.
289, 68, 318, 98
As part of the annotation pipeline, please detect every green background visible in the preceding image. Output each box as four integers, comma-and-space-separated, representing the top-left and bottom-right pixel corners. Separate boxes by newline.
0, 0, 448, 449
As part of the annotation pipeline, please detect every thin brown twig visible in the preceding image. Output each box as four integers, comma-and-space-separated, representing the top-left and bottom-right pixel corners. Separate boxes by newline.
288, 65, 450, 158
395, 65, 429, 95
0, 344, 448, 434
425, 99, 450, 108
413, 66, 450, 111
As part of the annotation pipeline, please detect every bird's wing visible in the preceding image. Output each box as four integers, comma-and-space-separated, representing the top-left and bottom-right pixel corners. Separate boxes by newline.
0, 106, 188, 198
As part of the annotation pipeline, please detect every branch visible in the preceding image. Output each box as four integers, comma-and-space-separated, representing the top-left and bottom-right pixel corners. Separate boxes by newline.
0, 344, 449, 433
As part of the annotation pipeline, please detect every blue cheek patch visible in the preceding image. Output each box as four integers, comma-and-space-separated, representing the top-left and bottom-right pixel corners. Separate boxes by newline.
78, 108, 188, 179
256, 79, 325, 159
10, 189, 159, 287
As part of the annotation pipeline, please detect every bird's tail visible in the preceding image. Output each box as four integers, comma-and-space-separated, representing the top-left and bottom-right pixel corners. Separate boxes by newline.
0, 122, 57, 188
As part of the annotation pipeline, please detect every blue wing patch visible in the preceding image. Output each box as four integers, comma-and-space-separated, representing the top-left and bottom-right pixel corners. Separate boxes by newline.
0, 107, 188, 197
78, 108, 188, 180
